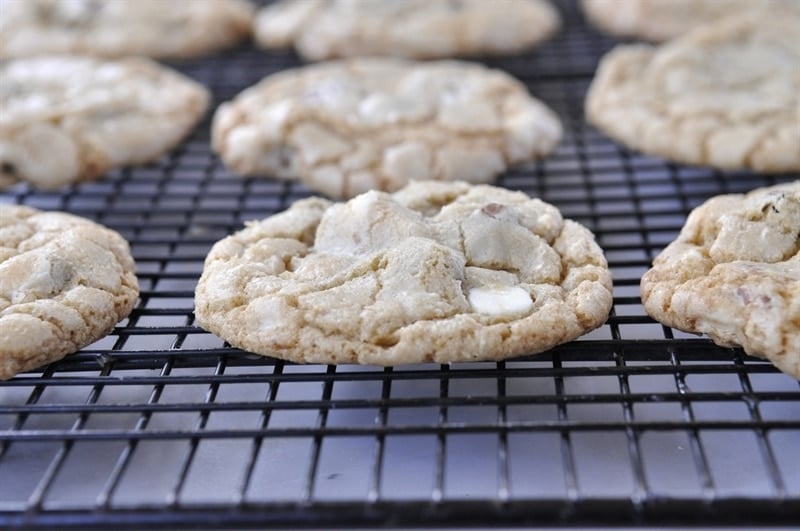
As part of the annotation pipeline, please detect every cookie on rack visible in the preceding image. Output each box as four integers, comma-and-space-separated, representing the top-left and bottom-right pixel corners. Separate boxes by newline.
585, 12, 800, 173
0, 206, 139, 379
212, 58, 562, 199
195, 181, 613, 365
0, 0, 255, 59
254, 0, 560, 60
0, 56, 210, 190
641, 181, 800, 380
581, 0, 800, 41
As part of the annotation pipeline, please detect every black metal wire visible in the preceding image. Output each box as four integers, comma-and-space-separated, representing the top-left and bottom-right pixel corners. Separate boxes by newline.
1, 0, 799, 527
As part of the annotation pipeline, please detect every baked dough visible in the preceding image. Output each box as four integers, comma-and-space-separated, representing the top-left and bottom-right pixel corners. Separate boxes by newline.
213, 58, 562, 198
255, 0, 560, 60
195, 181, 613, 365
586, 13, 800, 172
0, 56, 210, 190
581, 0, 800, 41
641, 181, 799, 380
0, 206, 139, 379
0, 0, 254, 59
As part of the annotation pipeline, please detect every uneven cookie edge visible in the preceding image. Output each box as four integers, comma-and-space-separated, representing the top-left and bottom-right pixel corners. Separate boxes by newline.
0, 207, 140, 379
584, 16, 800, 173
194, 183, 613, 366
640, 183, 800, 380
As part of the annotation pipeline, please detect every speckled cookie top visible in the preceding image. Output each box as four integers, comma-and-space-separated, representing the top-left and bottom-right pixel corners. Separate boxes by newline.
195, 181, 612, 365
255, 0, 560, 60
586, 13, 800, 172
0, 0, 255, 58
213, 58, 562, 198
641, 181, 800, 379
581, 0, 800, 41
0, 56, 209, 190
0, 205, 139, 379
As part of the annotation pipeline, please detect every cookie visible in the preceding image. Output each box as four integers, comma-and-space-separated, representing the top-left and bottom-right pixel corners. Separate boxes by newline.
641, 182, 800, 380
581, 0, 800, 42
195, 181, 612, 365
0, 206, 139, 379
0, 0, 254, 59
585, 13, 800, 173
0, 56, 210, 190
212, 58, 562, 198
254, 0, 560, 61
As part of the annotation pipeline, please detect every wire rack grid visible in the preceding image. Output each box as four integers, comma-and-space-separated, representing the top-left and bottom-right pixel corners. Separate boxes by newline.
0, 1, 798, 528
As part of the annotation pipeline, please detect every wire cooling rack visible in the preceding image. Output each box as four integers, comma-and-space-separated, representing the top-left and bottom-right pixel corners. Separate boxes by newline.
1, 1, 798, 528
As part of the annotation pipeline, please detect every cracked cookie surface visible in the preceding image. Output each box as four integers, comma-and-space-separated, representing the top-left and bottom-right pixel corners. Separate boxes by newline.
581, 0, 800, 41
0, 0, 254, 59
212, 58, 562, 199
585, 13, 800, 172
641, 181, 800, 380
1, 206, 139, 379
0, 56, 209, 190
255, 0, 560, 60
195, 181, 612, 365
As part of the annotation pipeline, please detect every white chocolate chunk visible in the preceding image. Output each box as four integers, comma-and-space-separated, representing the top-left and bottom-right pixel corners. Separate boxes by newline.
468, 286, 533, 316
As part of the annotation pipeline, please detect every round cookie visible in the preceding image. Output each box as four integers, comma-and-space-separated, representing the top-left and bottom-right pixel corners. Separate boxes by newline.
254, 0, 561, 61
195, 181, 613, 366
585, 13, 800, 173
0, 0, 254, 59
641, 181, 799, 380
581, 0, 800, 42
212, 58, 562, 199
0, 56, 210, 190
0, 206, 139, 379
